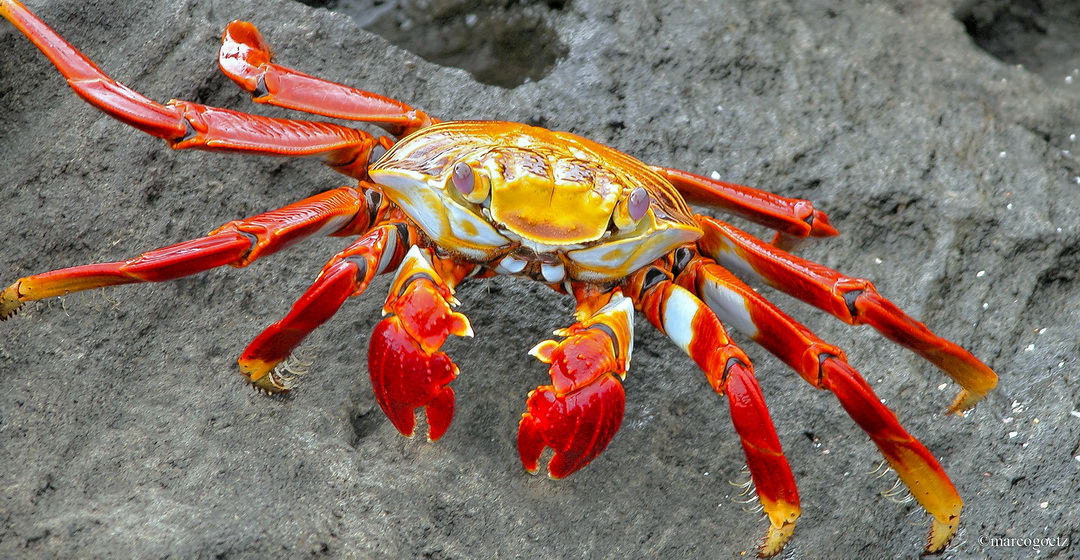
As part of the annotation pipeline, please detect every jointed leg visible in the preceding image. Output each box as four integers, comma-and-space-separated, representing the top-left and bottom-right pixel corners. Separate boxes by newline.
239, 220, 413, 392
630, 270, 800, 557
518, 286, 633, 479
219, 21, 437, 138
1, 186, 374, 320
655, 167, 838, 250
678, 257, 962, 553
0, 0, 390, 179
696, 216, 997, 412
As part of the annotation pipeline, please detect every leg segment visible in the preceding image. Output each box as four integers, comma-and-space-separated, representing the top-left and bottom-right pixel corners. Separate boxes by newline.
630, 271, 800, 557
655, 167, 838, 250
697, 216, 997, 412
0, 0, 389, 178
219, 21, 437, 138
239, 221, 411, 392
368, 246, 475, 442
518, 287, 632, 479
1, 187, 371, 321
679, 257, 962, 553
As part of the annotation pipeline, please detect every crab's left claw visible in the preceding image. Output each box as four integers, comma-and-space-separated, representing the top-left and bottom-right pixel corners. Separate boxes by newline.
518, 363, 626, 479
368, 246, 473, 441
518, 293, 633, 479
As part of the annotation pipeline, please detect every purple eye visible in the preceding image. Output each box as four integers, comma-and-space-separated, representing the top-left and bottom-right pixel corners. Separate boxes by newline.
452, 162, 474, 195
628, 187, 650, 221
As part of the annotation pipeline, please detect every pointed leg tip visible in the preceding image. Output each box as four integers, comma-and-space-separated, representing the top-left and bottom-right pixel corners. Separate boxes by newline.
241, 365, 292, 395
1, 283, 25, 321
925, 516, 959, 555
946, 389, 985, 415
757, 520, 796, 558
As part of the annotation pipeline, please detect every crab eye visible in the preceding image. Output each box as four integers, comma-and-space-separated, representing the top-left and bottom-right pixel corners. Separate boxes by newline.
611, 185, 652, 232
449, 161, 491, 204
452, 162, 474, 195
628, 187, 650, 221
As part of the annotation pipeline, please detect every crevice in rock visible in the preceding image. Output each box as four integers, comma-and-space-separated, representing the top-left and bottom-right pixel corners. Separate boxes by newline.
297, 0, 569, 89
955, 0, 1080, 83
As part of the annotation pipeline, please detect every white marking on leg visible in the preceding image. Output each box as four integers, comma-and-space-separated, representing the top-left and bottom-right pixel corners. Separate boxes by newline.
662, 286, 699, 355
701, 282, 759, 338
710, 237, 764, 284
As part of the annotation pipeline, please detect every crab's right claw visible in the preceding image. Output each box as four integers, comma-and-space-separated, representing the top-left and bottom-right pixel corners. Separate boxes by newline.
368, 315, 459, 441
368, 246, 472, 442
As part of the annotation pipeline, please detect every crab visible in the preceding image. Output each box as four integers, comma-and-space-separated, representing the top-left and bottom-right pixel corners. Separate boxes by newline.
0, 1, 998, 556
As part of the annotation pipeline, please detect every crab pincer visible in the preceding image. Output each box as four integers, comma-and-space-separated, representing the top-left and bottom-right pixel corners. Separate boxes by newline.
518, 293, 634, 478
368, 246, 473, 441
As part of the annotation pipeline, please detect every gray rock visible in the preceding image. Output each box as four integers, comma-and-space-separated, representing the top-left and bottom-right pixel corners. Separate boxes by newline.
1, 0, 1076, 558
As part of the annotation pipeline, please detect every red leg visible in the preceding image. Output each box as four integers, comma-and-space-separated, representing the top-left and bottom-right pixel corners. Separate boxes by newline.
239, 221, 412, 392
630, 271, 800, 557
219, 21, 437, 138
697, 216, 997, 412
679, 257, 962, 553
0, 187, 371, 321
368, 246, 475, 441
517, 286, 632, 479
0, 0, 389, 178
656, 167, 838, 250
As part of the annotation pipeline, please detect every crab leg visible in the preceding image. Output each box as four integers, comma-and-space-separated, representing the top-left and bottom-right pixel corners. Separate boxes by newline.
678, 257, 962, 553
219, 21, 437, 138
697, 216, 997, 412
656, 167, 838, 250
630, 270, 800, 557
238, 221, 412, 393
368, 246, 475, 442
518, 287, 633, 479
0, 0, 387, 178
0, 187, 373, 321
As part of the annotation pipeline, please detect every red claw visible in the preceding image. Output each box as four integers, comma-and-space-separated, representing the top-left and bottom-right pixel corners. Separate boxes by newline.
367, 246, 472, 442
518, 295, 632, 479
368, 316, 457, 441
517, 374, 625, 479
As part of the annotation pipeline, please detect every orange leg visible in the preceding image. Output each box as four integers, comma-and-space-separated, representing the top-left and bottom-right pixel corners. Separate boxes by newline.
629, 270, 800, 557
368, 246, 475, 442
219, 21, 437, 138
0, 187, 373, 321
0, 0, 389, 178
239, 221, 413, 392
655, 167, 838, 250
518, 286, 633, 479
696, 216, 997, 412
679, 258, 962, 553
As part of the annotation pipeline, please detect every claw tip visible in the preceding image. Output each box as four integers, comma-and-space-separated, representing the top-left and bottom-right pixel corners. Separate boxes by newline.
528, 340, 557, 363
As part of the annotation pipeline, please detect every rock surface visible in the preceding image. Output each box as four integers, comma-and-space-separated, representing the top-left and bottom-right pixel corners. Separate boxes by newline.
1, 0, 1077, 558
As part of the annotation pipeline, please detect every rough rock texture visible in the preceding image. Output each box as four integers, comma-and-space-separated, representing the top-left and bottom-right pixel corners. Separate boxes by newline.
1, 0, 1078, 558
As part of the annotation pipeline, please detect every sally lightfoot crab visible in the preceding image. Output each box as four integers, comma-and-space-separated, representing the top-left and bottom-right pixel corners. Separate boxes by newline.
0, 1, 997, 555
